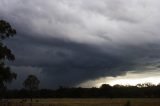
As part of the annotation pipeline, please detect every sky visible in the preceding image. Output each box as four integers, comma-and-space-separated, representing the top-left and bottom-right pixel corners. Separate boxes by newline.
1, 0, 160, 89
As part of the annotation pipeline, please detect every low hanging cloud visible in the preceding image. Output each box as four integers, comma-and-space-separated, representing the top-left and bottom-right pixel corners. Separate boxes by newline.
1, 0, 160, 88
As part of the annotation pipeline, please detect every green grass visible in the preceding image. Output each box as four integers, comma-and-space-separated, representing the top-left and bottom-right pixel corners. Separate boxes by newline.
1, 98, 160, 106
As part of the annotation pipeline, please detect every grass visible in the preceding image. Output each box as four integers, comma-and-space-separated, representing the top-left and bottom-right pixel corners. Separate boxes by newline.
1, 98, 160, 106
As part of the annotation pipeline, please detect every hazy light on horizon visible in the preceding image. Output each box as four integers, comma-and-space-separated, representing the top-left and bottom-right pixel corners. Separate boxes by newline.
106, 70, 160, 86
79, 70, 160, 88
106, 77, 160, 86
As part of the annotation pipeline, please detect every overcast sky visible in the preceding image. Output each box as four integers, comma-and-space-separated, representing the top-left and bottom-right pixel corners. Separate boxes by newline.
1, 0, 160, 89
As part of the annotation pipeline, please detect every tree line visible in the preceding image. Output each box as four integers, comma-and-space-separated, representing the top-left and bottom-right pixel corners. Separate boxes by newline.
1, 83, 160, 98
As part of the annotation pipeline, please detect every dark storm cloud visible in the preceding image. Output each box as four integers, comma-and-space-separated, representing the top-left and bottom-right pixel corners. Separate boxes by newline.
7, 35, 160, 88
1, 0, 160, 88
7, 35, 134, 88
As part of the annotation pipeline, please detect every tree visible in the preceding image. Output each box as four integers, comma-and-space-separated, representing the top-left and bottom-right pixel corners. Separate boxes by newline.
0, 20, 17, 95
100, 84, 111, 89
23, 75, 40, 102
100, 84, 112, 97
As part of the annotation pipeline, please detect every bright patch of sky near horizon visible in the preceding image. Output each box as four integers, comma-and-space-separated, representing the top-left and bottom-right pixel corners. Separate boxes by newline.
79, 70, 160, 87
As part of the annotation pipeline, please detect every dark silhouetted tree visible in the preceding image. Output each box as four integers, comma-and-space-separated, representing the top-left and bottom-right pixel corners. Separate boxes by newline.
0, 20, 17, 98
23, 75, 40, 102
100, 84, 111, 89
100, 84, 112, 97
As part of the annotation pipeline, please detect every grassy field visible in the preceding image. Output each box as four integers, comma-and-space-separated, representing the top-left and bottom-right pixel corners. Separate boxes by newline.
1, 98, 160, 106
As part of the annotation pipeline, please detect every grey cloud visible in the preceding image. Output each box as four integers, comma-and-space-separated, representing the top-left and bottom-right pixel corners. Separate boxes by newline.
1, 0, 160, 88
7, 35, 160, 88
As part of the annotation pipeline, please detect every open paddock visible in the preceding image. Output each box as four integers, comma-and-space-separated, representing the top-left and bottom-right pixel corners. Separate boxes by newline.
0, 98, 160, 106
